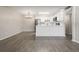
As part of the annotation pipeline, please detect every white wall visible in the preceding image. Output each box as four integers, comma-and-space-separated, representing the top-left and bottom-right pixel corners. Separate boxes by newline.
75, 7, 79, 43
0, 7, 23, 40
72, 6, 79, 43
22, 17, 35, 31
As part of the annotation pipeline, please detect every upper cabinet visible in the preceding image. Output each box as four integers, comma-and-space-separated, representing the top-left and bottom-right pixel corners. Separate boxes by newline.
53, 10, 64, 21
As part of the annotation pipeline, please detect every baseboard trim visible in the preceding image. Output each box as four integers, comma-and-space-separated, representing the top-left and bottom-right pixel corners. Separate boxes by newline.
66, 33, 72, 35
23, 30, 34, 32
0, 31, 22, 40
36, 35, 65, 37
23, 31, 35, 32
72, 40, 79, 43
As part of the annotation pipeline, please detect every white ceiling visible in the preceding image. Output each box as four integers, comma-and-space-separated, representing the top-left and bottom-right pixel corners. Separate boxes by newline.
9, 6, 66, 16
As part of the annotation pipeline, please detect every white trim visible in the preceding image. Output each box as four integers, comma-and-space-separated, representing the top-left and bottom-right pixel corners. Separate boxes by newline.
72, 40, 79, 44
23, 31, 34, 32
23, 29, 34, 32
0, 31, 22, 40
72, 6, 76, 42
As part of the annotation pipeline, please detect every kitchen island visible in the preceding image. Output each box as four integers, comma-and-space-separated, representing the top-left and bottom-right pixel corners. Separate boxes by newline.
36, 23, 65, 36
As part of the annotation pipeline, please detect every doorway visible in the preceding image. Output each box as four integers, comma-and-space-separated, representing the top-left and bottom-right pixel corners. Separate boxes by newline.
65, 9, 72, 39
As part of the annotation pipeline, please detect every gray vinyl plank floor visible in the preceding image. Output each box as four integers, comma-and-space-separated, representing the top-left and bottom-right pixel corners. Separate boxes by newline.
0, 32, 79, 52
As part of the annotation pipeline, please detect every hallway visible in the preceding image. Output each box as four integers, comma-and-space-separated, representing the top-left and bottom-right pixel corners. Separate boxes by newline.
0, 32, 79, 52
